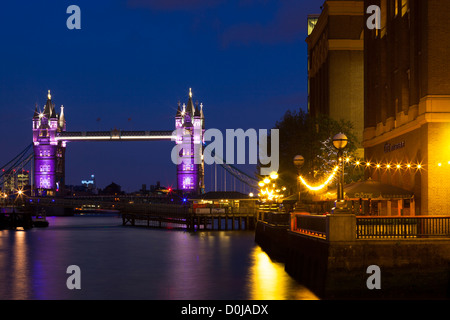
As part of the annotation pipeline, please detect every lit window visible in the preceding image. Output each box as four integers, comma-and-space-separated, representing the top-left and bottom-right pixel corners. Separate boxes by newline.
381, 0, 387, 38
402, 0, 409, 16
182, 177, 194, 189
40, 177, 50, 189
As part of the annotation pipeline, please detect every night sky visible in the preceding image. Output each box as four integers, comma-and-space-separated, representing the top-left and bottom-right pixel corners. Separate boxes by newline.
0, 0, 320, 192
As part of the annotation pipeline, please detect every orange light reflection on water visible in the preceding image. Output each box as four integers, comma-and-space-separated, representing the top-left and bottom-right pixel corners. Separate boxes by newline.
11, 230, 31, 299
247, 246, 319, 300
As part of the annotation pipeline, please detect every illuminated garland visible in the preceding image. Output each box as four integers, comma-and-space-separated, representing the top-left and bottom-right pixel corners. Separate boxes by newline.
299, 166, 339, 191
344, 158, 424, 170
299, 159, 427, 192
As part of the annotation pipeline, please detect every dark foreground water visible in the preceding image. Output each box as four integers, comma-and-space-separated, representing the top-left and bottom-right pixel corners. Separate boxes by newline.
0, 215, 318, 300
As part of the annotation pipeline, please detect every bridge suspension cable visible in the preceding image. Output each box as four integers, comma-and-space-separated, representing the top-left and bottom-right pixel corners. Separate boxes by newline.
0, 143, 33, 171
0, 143, 34, 183
208, 149, 259, 190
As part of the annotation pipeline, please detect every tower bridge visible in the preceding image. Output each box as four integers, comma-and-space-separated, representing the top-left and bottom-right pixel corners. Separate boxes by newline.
1, 89, 260, 202
32, 89, 205, 197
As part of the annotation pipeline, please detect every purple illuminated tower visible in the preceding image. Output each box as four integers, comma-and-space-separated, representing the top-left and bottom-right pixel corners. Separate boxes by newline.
32, 90, 66, 196
175, 88, 205, 194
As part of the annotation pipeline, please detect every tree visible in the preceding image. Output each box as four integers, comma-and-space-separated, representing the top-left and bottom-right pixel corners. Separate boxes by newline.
258, 108, 363, 194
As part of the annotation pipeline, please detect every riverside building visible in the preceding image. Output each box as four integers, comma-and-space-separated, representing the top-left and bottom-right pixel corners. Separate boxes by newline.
363, 0, 450, 215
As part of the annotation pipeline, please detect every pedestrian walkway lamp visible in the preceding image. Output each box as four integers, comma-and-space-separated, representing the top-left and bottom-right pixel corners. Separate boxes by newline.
332, 133, 348, 211
293, 155, 305, 209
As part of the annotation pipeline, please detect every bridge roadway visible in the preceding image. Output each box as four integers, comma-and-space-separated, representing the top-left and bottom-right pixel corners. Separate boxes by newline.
56, 130, 175, 141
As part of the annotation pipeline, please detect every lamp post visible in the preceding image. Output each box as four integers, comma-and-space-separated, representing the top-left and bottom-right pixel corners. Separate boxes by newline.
258, 171, 284, 209
293, 155, 305, 209
332, 133, 348, 211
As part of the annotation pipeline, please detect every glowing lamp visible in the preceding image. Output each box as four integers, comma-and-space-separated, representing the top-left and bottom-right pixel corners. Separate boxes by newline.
269, 172, 278, 180
332, 133, 348, 150
293, 155, 305, 169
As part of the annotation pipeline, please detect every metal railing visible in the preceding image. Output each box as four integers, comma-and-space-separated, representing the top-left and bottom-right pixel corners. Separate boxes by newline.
291, 214, 327, 239
356, 216, 450, 239
258, 210, 290, 227
290, 214, 450, 240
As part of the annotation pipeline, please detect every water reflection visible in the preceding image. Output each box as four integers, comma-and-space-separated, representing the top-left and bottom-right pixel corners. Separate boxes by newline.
0, 230, 32, 299
247, 246, 319, 300
0, 217, 318, 300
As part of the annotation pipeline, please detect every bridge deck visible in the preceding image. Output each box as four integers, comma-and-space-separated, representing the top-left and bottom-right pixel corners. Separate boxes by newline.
56, 130, 175, 141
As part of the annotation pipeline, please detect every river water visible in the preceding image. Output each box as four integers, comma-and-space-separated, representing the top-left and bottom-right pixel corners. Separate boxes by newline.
0, 215, 318, 300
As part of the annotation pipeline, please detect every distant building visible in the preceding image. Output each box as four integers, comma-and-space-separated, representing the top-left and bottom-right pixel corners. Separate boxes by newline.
2, 170, 30, 194
101, 182, 122, 195
306, 0, 365, 158
363, 0, 450, 215
18, 171, 30, 189
81, 174, 97, 194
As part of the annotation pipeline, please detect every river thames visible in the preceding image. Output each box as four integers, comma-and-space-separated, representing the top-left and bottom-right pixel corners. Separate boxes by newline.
0, 215, 318, 300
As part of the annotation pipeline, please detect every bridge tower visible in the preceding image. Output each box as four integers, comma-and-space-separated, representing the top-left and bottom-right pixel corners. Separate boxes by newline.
32, 90, 66, 196
175, 88, 205, 195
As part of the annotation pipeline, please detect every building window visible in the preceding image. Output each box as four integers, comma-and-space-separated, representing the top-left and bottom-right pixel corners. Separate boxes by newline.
182, 176, 194, 189
402, 0, 409, 17
39, 150, 51, 157
40, 165, 51, 172
381, 0, 387, 38
40, 177, 51, 189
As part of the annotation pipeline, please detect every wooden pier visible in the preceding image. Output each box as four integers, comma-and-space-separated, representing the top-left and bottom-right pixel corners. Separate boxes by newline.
0, 210, 34, 230
122, 211, 257, 231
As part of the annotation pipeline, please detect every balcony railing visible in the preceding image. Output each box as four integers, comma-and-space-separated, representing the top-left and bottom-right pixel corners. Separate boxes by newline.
290, 214, 450, 240
291, 214, 327, 239
356, 216, 450, 239
258, 210, 290, 227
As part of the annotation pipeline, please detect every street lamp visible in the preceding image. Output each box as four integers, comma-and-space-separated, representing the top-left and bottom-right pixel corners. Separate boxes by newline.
293, 155, 305, 208
258, 172, 284, 205
332, 133, 348, 211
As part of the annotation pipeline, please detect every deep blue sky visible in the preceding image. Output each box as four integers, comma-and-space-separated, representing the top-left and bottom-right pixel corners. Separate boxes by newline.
0, 0, 321, 192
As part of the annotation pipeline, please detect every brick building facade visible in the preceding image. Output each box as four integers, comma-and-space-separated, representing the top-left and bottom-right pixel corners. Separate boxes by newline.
307, 0, 365, 158
363, 0, 450, 215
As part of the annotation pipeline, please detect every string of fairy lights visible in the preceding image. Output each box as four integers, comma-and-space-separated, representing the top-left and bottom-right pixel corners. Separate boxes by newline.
257, 157, 450, 201
299, 157, 428, 192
